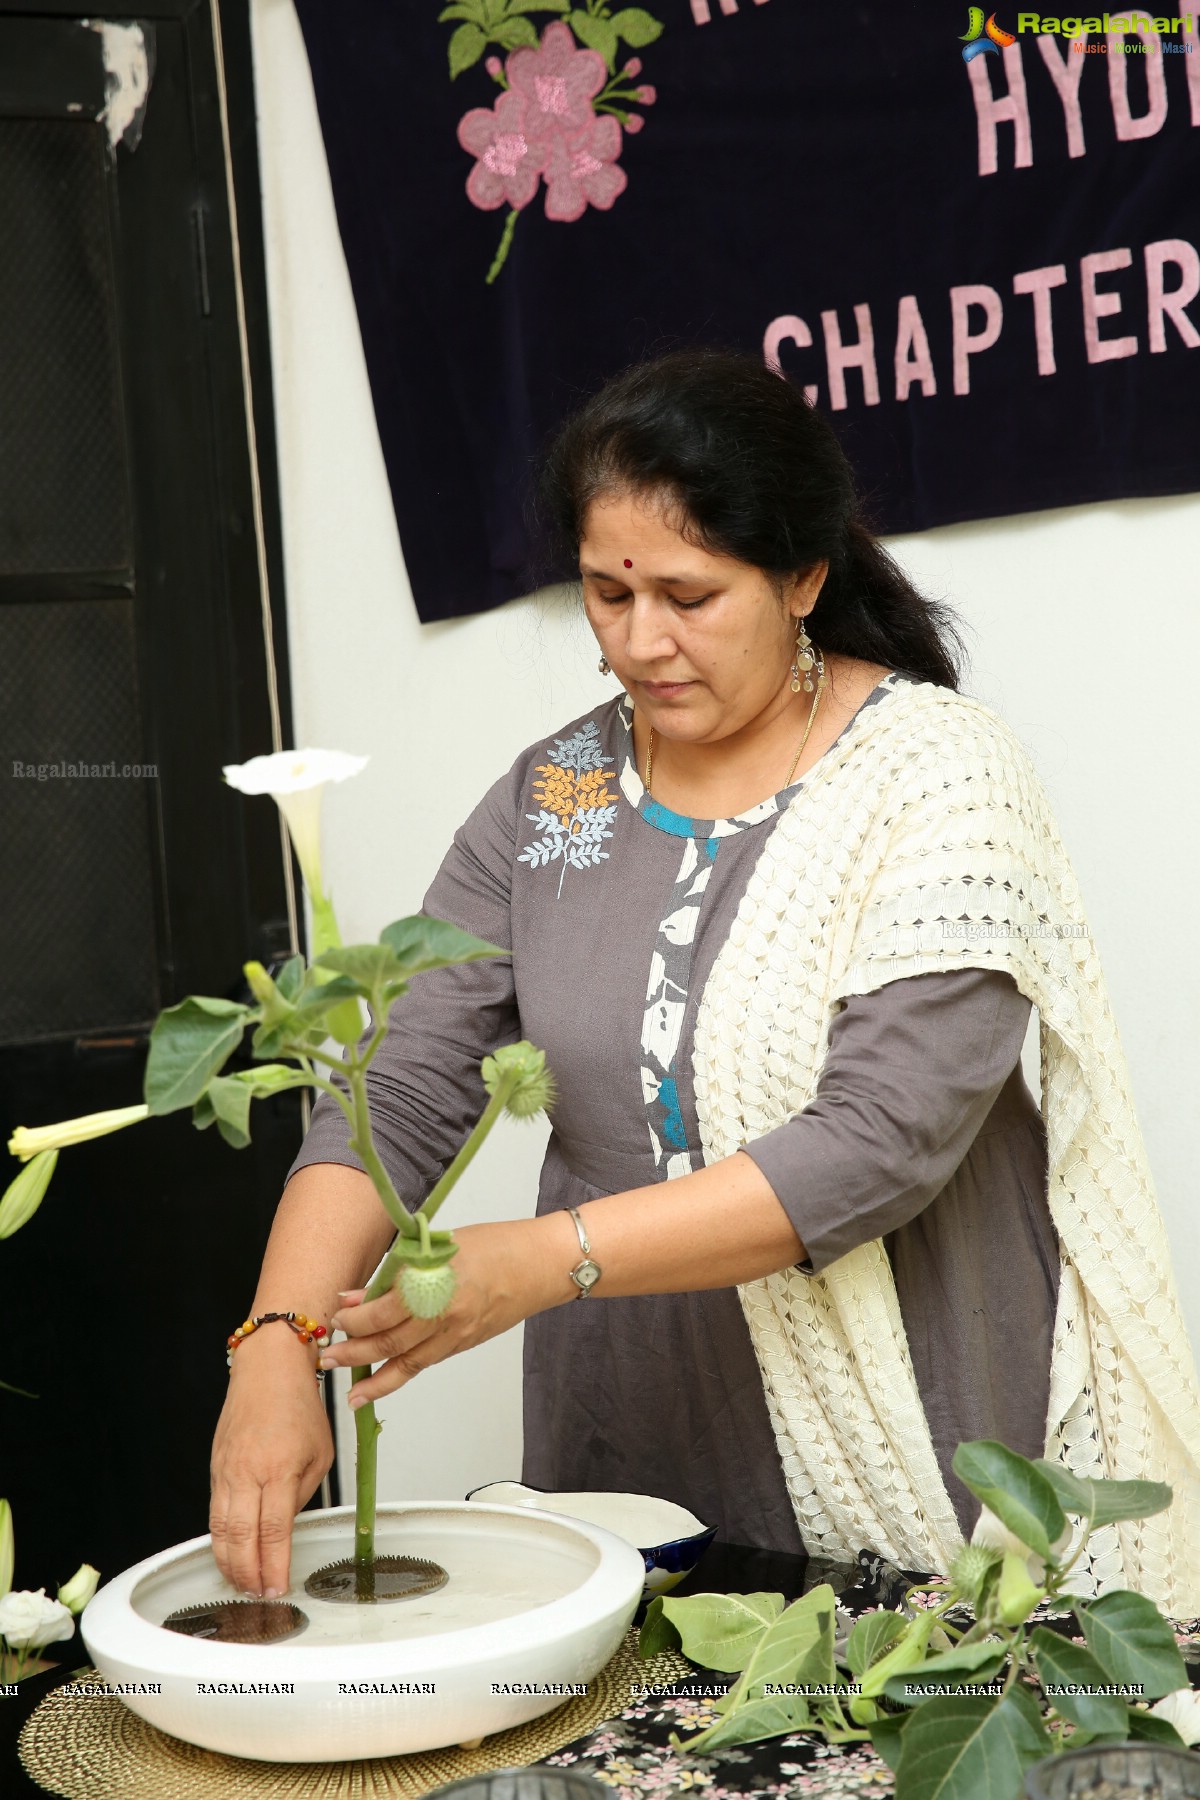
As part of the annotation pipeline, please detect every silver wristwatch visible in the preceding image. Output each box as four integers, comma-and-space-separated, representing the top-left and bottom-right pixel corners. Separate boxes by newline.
566, 1206, 602, 1297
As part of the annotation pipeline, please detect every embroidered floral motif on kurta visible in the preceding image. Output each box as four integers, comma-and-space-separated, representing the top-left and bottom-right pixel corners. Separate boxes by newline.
518, 718, 618, 897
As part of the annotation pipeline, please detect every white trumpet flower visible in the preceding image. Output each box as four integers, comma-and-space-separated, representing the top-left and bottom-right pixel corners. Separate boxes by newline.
1149, 1687, 1200, 1746
7, 1105, 149, 1165
223, 749, 368, 901
971, 1503, 1071, 1585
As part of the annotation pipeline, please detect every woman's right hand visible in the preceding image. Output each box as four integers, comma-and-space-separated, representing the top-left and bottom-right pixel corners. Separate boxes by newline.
209, 1330, 333, 1598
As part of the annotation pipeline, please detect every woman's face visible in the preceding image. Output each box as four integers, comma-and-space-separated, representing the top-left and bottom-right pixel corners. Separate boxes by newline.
579, 490, 826, 748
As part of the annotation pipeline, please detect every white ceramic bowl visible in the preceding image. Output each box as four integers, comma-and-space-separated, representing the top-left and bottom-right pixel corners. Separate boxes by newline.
466, 1483, 716, 1596
80, 1501, 645, 1762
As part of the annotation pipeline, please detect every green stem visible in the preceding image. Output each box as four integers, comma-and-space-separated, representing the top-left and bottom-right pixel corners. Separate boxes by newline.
999, 1630, 1026, 1697
346, 1052, 414, 1238
286, 1064, 357, 1130
1049, 1506, 1096, 1588
361, 1223, 440, 1331
485, 210, 519, 285
302, 1044, 363, 1074
353, 1377, 379, 1584
336, 1047, 518, 1578
417, 1075, 516, 1225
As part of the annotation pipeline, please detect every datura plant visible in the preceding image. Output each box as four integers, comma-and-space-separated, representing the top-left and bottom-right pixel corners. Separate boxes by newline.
640, 1439, 1199, 1800
2, 749, 554, 1583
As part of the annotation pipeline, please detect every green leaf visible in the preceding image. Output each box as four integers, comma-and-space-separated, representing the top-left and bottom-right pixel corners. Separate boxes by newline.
1126, 1709, 1188, 1746
612, 6, 663, 47
857, 1611, 939, 1700
652, 1591, 784, 1672
506, 1, 571, 13
1074, 1591, 1189, 1701
379, 916, 506, 978
569, 10, 619, 67
231, 1062, 301, 1096
669, 1587, 838, 1753
327, 996, 367, 1047
895, 1690, 1052, 1800
882, 1639, 1008, 1707
638, 1596, 682, 1658
1029, 1628, 1130, 1734
315, 944, 407, 993
494, 16, 539, 46
448, 20, 487, 76
274, 955, 306, 1003
439, 3, 486, 20
717, 1585, 838, 1715
0, 1149, 58, 1239
1031, 1460, 1173, 1530
952, 1440, 1067, 1562
251, 977, 361, 1057
869, 1711, 910, 1772
845, 1609, 907, 1677
676, 1690, 811, 1753
0, 1375, 38, 1398
290, 977, 362, 1018
145, 998, 251, 1114
203, 1076, 254, 1150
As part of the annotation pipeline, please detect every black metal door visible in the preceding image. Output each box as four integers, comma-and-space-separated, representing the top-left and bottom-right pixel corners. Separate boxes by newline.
0, 1, 309, 1587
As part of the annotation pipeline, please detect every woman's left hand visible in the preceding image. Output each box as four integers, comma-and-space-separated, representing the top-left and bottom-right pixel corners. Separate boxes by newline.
320, 1217, 571, 1408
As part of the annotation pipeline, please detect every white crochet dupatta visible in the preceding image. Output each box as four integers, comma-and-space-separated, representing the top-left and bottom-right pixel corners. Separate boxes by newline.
691, 680, 1200, 1613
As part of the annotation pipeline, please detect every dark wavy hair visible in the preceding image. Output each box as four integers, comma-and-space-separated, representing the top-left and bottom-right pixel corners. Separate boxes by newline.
536, 348, 963, 690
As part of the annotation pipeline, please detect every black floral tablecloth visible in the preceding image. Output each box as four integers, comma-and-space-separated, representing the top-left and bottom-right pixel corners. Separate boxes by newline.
541, 1550, 1200, 1800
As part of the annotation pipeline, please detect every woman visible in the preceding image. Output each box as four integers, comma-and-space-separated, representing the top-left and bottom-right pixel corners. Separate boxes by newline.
210, 350, 1200, 1613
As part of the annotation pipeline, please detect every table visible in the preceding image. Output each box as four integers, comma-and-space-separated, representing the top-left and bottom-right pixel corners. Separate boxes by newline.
6, 1544, 1197, 1799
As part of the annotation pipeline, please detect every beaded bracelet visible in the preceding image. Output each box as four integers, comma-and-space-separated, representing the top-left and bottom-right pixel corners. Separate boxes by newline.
226, 1311, 330, 1383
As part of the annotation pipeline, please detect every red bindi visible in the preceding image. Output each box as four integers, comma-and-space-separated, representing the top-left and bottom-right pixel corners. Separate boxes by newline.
623, 559, 633, 568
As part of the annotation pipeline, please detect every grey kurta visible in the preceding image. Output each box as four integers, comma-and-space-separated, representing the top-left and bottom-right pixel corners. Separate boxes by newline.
290, 676, 1058, 1552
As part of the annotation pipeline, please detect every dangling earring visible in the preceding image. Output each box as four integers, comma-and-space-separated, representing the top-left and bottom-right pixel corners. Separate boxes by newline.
790, 616, 817, 693
598, 655, 611, 676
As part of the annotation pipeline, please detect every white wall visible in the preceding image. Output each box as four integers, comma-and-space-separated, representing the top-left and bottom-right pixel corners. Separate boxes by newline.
250, 0, 1200, 1499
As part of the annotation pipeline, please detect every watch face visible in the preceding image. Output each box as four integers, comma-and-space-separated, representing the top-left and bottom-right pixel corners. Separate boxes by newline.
571, 1258, 601, 1293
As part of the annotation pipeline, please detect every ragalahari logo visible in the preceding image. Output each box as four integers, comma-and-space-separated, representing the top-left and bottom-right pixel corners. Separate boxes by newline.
960, 8, 1017, 59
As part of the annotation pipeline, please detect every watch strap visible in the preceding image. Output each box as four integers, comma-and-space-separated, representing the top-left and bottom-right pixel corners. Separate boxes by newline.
566, 1206, 601, 1297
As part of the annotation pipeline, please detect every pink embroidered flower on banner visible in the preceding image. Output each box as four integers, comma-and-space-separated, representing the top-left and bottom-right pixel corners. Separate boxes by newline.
507, 21, 607, 143
457, 88, 542, 212
543, 113, 627, 223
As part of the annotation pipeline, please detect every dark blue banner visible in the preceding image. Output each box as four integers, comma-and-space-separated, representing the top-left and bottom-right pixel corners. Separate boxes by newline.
292, 1, 1200, 621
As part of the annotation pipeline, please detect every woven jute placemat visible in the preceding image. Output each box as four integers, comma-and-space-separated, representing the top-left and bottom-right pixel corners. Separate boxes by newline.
19, 1631, 691, 1800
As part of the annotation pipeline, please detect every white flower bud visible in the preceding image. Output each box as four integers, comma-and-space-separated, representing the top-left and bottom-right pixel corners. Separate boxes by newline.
57, 1564, 100, 1615
971, 1503, 1070, 1585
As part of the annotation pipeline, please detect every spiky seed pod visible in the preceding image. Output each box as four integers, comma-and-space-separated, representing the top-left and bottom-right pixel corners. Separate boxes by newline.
398, 1263, 458, 1319
948, 1542, 1003, 1608
506, 1066, 557, 1119
481, 1043, 556, 1119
